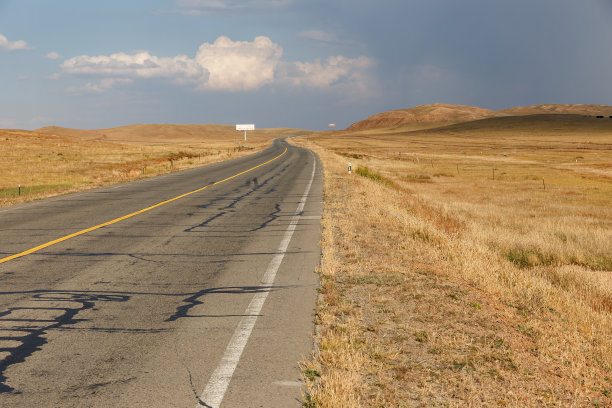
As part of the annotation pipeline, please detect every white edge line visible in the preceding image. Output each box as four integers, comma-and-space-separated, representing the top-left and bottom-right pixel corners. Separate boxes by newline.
197, 151, 316, 408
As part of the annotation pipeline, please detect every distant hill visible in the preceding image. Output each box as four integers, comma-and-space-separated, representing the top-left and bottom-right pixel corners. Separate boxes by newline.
35, 124, 307, 145
347, 104, 502, 131
426, 114, 612, 136
497, 104, 612, 117
347, 103, 612, 131
35, 124, 240, 145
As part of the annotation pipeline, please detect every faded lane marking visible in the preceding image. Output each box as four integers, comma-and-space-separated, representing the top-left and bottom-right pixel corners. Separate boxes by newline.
0, 147, 287, 265
272, 380, 303, 387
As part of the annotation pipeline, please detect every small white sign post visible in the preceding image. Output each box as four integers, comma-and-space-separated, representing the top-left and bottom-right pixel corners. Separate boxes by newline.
236, 124, 255, 142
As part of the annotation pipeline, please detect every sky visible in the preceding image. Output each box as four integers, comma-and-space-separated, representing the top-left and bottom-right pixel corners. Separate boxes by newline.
1, 0, 612, 131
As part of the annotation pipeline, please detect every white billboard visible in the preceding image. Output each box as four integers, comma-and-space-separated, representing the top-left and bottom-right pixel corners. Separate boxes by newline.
236, 124, 255, 131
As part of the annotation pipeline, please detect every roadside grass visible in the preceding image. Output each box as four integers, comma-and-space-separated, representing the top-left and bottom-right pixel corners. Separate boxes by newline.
292, 119, 612, 406
0, 184, 73, 199
0, 128, 281, 207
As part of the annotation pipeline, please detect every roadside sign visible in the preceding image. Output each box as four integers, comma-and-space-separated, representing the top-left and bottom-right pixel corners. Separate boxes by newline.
236, 124, 255, 142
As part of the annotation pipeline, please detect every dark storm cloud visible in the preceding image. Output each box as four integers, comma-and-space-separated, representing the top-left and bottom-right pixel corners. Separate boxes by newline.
294, 0, 612, 111
2, 0, 611, 129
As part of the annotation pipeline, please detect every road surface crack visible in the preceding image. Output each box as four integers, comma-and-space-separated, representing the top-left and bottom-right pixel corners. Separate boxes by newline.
175, 343, 199, 402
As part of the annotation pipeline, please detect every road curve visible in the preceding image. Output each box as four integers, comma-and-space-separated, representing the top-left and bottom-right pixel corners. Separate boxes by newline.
0, 138, 323, 407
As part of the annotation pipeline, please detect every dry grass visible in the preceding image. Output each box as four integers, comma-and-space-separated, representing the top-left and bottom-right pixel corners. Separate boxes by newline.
293, 114, 612, 407
0, 125, 304, 207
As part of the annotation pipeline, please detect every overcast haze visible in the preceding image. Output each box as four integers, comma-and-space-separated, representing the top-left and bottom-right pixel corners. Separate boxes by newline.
1, 0, 612, 130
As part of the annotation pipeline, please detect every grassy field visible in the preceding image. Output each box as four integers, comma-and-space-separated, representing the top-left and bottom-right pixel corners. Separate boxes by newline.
293, 114, 612, 407
0, 125, 304, 207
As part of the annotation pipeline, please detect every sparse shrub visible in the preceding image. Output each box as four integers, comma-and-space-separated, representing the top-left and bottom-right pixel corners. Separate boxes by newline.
304, 369, 320, 380
402, 173, 432, 183
302, 393, 317, 408
586, 255, 612, 271
505, 247, 555, 268
167, 151, 198, 161
452, 359, 475, 372
469, 301, 482, 309
337, 151, 364, 159
414, 331, 429, 343
355, 166, 395, 187
410, 228, 438, 243
355, 166, 381, 181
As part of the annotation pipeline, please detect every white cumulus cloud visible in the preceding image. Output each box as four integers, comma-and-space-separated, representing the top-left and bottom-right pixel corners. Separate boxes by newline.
45, 51, 62, 60
61, 51, 205, 82
67, 78, 134, 94
195, 36, 282, 91
178, 0, 291, 9
279, 55, 374, 89
0, 118, 17, 128
58, 36, 374, 95
297, 30, 340, 44
166, 0, 292, 15
0, 34, 33, 51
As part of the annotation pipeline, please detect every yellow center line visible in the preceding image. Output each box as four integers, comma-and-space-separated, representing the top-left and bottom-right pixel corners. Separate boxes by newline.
0, 147, 288, 265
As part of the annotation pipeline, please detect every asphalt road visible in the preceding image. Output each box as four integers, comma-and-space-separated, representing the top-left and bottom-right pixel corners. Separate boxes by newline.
0, 138, 323, 407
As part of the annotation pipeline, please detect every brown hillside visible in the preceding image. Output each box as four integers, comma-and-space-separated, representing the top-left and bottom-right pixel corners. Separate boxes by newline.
36, 124, 238, 145
35, 124, 307, 146
347, 103, 501, 131
423, 114, 612, 142
498, 104, 612, 117
347, 103, 612, 132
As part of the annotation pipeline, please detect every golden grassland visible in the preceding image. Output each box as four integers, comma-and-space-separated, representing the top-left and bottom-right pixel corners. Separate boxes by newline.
292, 114, 612, 407
0, 125, 305, 207
34, 124, 306, 145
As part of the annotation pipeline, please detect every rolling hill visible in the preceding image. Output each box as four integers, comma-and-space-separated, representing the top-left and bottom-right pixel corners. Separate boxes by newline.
422, 114, 612, 140
34, 124, 308, 146
498, 104, 612, 116
347, 104, 501, 131
347, 103, 612, 131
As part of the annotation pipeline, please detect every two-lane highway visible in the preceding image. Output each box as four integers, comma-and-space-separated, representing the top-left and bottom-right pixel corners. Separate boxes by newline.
0, 138, 323, 407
